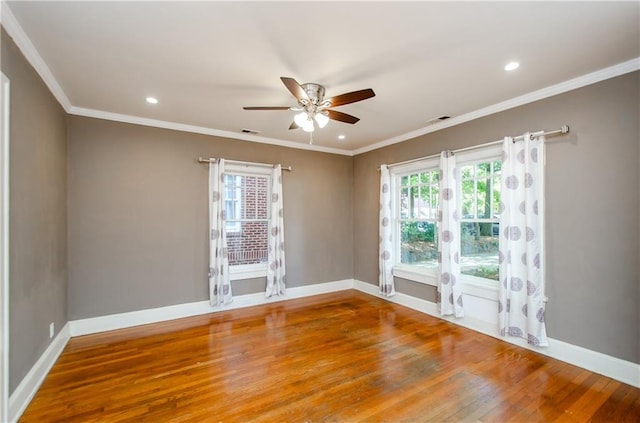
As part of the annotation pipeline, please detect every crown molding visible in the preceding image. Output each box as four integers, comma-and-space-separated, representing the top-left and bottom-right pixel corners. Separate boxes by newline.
1, 2, 353, 156
68, 106, 353, 156
1, 2, 72, 111
3, 1, 638, 157
352, 57, 640, 156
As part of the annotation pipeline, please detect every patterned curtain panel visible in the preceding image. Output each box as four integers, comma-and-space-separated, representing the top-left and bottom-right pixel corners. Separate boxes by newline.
437, 151, 464, 317
266, 164, 286, 297
379, 165, 395, 297
499, 134, 548, 346
209, 159, 233, 306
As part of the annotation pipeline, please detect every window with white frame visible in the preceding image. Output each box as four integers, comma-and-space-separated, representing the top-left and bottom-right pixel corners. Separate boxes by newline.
390, 145, 502, 288
224, 164, 271, 279
459, 158, 501, 281
398, 166, 440, 270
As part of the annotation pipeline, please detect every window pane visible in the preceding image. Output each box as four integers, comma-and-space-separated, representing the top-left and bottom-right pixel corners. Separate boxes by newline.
461, 165, 473, 180
400, 187, 409, 218
225, 175, 242, 220
460, 222, 499, 281
400, 221, 438, 268
410, 186, 419, 218
418, 186, 430, 218
461, 180, 474, 218
476, 162, 490, 178
401, 175, 409, 187
225, 201, 235, 221
243, 176, 256, 219
225, 175, 270, 221
492, 176, 501, 216
476, 177, 491, 219
493, 160, 502, 173
430, 184, 439, 219
226, 221, 268, 266
256, 176, 268, 219
420, 172, 430, 184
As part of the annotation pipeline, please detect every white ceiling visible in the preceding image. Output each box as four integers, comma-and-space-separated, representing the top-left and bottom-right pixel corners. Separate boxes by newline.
3, 1, 639, 154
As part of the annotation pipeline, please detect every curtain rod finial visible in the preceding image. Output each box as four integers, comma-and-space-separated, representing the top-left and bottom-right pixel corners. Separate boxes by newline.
561, 125, 569, 134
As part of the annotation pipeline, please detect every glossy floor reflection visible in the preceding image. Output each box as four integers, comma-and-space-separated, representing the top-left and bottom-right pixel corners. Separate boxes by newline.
19, 290, 640, 422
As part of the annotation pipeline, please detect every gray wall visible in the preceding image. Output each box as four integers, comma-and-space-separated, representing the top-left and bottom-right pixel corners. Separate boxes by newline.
67, 117, 354, 319
1, 29, 68, 393
354, 71, 640, 364
4, 18, 638, 396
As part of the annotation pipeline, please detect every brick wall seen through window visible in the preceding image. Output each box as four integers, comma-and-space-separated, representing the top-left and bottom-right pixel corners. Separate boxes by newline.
225, 174, 269, 266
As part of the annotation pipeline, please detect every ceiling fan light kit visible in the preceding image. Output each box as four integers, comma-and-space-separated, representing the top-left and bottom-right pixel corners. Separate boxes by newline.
314, 112, 329, 128
243, 77, 375, 139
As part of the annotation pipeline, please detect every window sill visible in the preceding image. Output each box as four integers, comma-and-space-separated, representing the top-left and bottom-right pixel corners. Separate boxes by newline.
392, 265, 499, 301
460, 275, 499, 301
393, 265, 437, 286
230, 263, 267, 281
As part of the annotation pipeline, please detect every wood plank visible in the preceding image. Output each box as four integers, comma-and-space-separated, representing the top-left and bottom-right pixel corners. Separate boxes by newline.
18, 290, 640, 422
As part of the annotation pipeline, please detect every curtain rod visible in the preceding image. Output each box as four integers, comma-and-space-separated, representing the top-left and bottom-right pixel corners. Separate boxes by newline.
383, 125, 569, 170
198, 157, 292, 172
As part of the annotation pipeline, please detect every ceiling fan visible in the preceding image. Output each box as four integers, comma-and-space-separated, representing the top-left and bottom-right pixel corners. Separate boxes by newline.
243, 77, 375, 134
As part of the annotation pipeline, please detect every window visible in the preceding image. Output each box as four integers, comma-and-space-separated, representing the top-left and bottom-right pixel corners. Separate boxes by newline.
224, 164, 271, 279
398, 168, 439, 270
390, 146, 502, 289
459, 159, 501, 281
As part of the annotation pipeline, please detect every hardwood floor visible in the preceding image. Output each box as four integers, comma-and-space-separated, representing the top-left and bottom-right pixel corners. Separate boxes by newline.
20, 290, 639, 422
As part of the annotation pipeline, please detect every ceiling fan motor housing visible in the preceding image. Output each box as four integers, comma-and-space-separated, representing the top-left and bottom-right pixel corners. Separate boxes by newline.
301, 83, 325, 104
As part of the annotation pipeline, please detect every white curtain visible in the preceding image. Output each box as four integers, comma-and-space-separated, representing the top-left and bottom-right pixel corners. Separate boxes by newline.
499, 134, 548, 346
437, 151, 464, 317
266, 165, 286, 297
379, 165, 395, 297
209, 159, 233, 306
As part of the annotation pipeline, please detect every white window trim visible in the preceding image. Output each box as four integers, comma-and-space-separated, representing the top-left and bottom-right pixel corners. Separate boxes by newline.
230, 263, 268, 281
455, 144, 502, 165
461, 275, 499, 301
225, 162, 272, 177
393, 265, 437, 286
225, 163, 271, 280
389, 145, 503, 301
392, 266, 498, 301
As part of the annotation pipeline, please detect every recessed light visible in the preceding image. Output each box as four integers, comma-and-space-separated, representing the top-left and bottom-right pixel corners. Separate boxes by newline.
338, 134, 346, 140
504, 62, 520, 72
146, 96, 159, 104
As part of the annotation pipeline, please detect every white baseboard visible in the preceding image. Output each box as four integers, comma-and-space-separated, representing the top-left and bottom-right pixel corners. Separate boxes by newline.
353, 280, 640, 388
8, 322, 71, 423
70, 279, 354, 337
11, 278, 637, 423
12, 279, 354, 421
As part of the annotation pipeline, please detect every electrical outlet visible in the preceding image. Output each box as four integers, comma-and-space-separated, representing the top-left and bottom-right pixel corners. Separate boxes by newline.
49, 322, 54, 338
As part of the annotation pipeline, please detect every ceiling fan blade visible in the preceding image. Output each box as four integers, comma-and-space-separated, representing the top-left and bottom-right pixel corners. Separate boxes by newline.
243, 106, 291, 110
326, 88, 375, 107
289, 121, 299, 130
281, 77, 309, 101
327, 109, 360, 124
